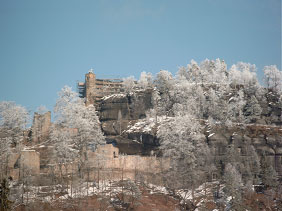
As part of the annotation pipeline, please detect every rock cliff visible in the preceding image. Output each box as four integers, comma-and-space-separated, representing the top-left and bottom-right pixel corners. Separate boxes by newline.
96, 88, 282, 176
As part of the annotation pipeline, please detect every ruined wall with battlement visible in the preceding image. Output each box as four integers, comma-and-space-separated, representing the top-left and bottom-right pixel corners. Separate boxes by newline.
5, 144, 169, 184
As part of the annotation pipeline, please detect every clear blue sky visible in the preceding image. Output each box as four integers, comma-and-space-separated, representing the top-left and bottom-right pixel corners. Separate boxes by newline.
0, 0, 281, 113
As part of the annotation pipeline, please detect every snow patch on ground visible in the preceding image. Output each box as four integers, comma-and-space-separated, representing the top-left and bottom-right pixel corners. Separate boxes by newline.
12, 180, 228, 210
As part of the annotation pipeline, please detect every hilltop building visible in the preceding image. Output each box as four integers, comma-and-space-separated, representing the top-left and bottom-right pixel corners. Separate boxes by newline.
77, 69, 124, 105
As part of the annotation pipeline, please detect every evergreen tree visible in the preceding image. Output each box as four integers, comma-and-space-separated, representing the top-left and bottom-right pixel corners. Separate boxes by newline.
243, 95, 262, 123
260, 152, 278, 189
0, 178, 12, 211
223, 163, 244, 210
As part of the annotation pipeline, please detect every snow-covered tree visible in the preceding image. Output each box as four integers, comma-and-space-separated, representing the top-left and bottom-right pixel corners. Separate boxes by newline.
122, 76, 136, 94
229, 62, 258, 88
138, 72, 153, 90
243, 95, 262, 123
171, 79, 207, 118
199, 59, 228, 84
155, 70, 173, 93
157, 114, 209, 195
260, 152, 278, 189
0, 101, 29, 130
50, 126, 77, 190
157, 114, 202, 164
0, 137, 13, 179
245, 145, 261, 185
0, 102, 29, 178
264, 65, 282, 93
51, 127, 76, 167
119, 179, 141, 209
154, 70, 174, 116
225, 144, 241, 167
54, 85, 105, 156
35, 105, 48, 115
52, 86, 105, 192
223, 163, 243, 210
226, 90, 246, 123
206, 88, 226, 122
187, 59, 201, 83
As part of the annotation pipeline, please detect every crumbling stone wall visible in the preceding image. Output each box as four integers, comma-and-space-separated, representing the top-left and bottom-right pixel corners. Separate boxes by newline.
87, 144, 170, 181
20, 150, 40, 175
7, 150, 40, 180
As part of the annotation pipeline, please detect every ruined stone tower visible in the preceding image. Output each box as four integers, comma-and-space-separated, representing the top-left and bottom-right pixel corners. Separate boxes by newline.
78, 69, 123, 105
31, 111, 51, 143
85, 69, 96, 106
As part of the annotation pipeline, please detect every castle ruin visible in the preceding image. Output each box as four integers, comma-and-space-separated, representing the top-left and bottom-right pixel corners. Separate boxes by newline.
31, 111, 51, 143
3, 70, 282, 186
77, 69, 124, 105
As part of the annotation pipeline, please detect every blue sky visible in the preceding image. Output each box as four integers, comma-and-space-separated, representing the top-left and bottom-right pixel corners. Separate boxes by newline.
0, 0, 281, 113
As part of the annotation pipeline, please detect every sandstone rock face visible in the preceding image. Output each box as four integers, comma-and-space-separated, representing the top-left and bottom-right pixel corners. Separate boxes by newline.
101, 120, 130, 136
99, 90, 153, 122
96, 88, 282, 175
98, 90, 154, 155
205, 124, 282, 176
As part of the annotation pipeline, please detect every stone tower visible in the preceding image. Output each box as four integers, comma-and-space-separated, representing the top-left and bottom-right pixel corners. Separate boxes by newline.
31, 111, 51, 143
85, 69, 96, 106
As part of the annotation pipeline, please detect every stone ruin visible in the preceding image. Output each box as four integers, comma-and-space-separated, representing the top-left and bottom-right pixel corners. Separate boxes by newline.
77, 69, 124, 105
31, 111, 51, 144
6, 150, 40, 181
3, 70, 282, 184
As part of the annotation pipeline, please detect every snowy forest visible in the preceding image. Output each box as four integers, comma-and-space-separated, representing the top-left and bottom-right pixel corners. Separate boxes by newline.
1, 59, 282, 210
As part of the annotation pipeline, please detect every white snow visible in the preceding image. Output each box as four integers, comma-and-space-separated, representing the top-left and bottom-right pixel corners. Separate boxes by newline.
132, 139, 141, 144
102, 93, 126, 101
208, 133, 215, 138
22, 149, 35, 152
12, 180, 230, 209
126, 116, 172, 134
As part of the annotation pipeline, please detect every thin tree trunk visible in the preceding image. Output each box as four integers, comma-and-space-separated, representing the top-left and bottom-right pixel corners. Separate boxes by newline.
122, 168, 124, 203
204, 179, 207, 206
71, 164, 73, 198
26, 179, 29, 204
192, 183, 195, 205
87, 167, 89, 197
98, 166, 100, 190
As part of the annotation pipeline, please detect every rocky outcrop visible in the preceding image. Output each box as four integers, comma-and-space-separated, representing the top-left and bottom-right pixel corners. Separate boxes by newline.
96, 88, 282, 175
99, 90, 153, 122
97, 90, 155, 155
206, 124, 282, 176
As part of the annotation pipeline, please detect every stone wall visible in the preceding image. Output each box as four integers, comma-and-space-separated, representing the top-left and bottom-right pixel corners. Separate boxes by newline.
20, 150, 40, 175
7, 150, 40, 180
86, 144, 170, 181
